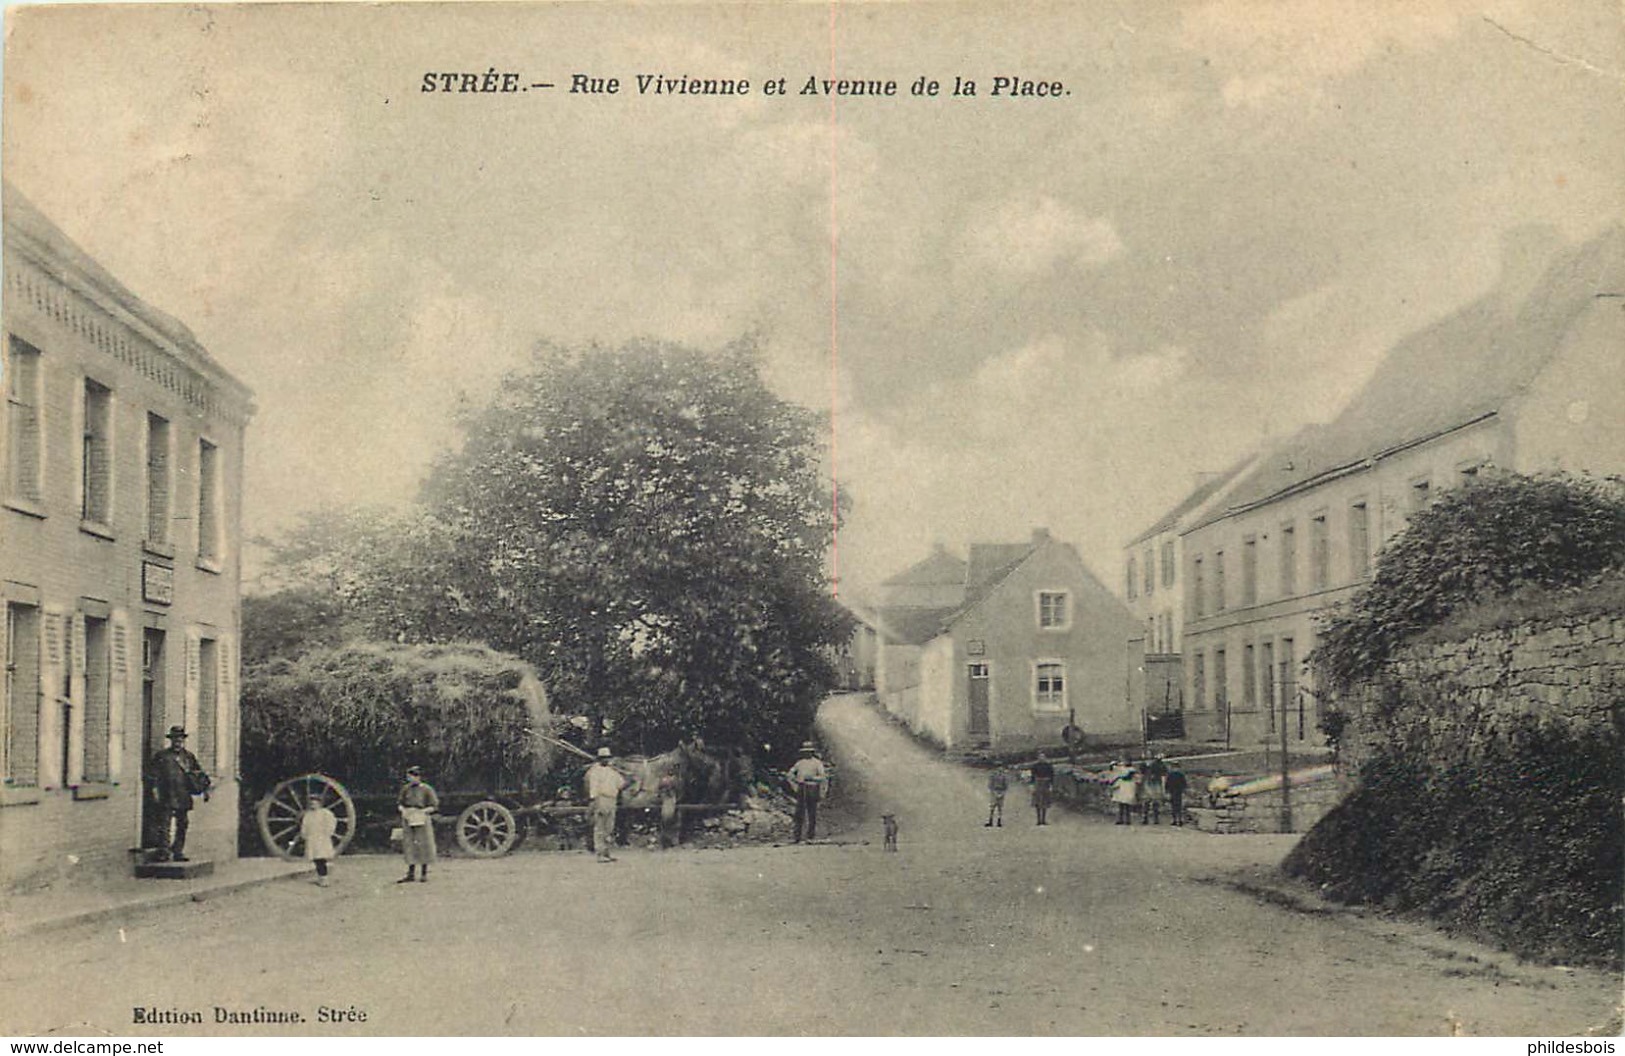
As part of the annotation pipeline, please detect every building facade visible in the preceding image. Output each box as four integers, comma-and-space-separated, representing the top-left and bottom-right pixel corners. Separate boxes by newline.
1176, 225, 1625, 749
1121, 459, 1252, 730
868, 529, 1140, 750
1, 186, 254, 886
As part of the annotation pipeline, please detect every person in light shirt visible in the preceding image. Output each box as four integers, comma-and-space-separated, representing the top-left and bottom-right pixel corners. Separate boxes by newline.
786, 742, 829, 843
585, 747, 627, 862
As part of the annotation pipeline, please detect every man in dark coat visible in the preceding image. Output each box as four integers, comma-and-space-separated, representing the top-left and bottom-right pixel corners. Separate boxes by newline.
147, 726, 210, 861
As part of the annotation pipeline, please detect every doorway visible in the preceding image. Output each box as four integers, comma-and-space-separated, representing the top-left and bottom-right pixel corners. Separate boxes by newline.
140, 628, 166, 850
967, 663, 990, 738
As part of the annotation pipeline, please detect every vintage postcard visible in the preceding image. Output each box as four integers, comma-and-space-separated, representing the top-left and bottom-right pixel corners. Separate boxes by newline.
1, 0, 1621, 1041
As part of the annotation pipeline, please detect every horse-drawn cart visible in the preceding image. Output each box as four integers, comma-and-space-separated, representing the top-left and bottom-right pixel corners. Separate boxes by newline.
255, 736, 751, 860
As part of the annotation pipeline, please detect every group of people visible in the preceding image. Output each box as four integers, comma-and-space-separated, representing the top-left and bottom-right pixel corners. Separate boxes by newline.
980, 750, 1191, 828
1108, 755, 1189, 826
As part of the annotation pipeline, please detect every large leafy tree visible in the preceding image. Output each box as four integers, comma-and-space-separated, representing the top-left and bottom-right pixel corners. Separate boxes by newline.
381, 337, 849, 757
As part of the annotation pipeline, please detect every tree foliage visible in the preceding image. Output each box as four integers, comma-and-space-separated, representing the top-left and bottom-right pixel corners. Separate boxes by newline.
1313, 472, 1625, 691
257, 337, 850, 761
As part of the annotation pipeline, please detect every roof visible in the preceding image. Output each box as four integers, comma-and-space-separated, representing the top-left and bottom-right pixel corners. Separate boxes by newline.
1127, 456, 1254, 546
1193, 223, 1625, 528
1, 181, 255, 410
881, 546, 967, 587
868, 605, 962, 646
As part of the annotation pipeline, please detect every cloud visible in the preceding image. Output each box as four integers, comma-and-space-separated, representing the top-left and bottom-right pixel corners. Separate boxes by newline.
961, 196, 1124, 278
1179, 0, 1483, 107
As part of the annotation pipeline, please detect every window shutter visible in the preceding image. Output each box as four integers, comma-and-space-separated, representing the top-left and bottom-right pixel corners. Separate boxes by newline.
183, 630, 201, 739
109, 612, 129, 780
39, 609, 66, 788
67, 613, 87, 786
214, 636, 234, 773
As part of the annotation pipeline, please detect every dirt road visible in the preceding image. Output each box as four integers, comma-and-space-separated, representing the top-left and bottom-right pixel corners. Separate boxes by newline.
1, 692, 1617, 1036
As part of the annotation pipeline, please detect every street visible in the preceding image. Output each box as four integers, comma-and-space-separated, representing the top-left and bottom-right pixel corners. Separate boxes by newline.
1, 692, 1618, 1037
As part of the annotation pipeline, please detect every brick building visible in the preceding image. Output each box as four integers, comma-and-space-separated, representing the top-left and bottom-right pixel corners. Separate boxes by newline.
1, 185, 254, 886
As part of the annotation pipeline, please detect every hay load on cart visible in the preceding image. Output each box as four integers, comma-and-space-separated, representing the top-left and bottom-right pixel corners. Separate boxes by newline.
240, 640, 554, 859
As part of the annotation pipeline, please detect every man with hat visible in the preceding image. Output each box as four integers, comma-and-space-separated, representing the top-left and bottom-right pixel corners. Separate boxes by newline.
146, 725, 210, 862
786, 741, 829, 843
584, 747, 626, 862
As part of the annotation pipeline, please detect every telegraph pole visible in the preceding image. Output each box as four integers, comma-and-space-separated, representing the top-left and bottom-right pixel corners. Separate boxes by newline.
1279, 684, 1293, 833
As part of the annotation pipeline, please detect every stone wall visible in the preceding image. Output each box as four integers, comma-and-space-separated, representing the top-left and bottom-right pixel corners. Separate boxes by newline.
1337, 610, 1624, 773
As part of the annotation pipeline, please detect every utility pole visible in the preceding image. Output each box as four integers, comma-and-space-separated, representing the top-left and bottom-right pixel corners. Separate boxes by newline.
1279, 684, 1293, 833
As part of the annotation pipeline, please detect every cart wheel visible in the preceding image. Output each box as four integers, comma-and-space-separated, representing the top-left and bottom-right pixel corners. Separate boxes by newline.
456, 800, 520, 857
257, 773, 356, 862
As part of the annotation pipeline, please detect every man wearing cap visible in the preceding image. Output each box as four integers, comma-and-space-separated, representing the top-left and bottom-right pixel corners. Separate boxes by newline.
397, 766, 439, 883
584, 747, 626, 862
146, 725, 210, 862
786, 742, 829, 843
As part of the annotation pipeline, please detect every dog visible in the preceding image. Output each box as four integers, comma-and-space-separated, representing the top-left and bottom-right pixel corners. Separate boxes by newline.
881, 813, 898, 852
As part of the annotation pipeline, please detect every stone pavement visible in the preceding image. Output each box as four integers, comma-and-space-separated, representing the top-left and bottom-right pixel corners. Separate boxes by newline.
0, 856, 310, 938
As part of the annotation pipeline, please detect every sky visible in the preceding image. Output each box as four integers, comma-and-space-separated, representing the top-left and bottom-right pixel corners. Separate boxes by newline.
3, 0, 1620, 602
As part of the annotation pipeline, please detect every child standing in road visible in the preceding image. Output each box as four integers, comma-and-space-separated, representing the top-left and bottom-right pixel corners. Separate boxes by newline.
985, 764, 1009, 827
300, 791, 339, 887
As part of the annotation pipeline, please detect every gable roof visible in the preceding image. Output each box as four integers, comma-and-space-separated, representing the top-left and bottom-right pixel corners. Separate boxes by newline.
1194, 223, 1625, 528
868, 604, 962, 646
1127, 455, 1254, 546
881, 545, 967, 587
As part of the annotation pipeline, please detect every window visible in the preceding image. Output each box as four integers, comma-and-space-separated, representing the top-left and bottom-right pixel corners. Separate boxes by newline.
1034, 662, 1065, 711
1037, 591, 1070, 630
197, 637, 218, 768
146, 414, 172, 544
1192, 653, 1206, 710
1126, 556, 1137, 599
1161, 541, 1175, 588
6, 337, 43, 506
81, 380, 113, 525
1213, 647, 1228, 717
4, 603, 41, 787
1213, 550, 1226, 612
1241, 537, 1258, 606
1309, 513, 1329, 591
1410, 478, 1431, 513
1142, 548, 1154, 596
197, 438, 221, 563
1349, 501, 1370, 580
1192, 556, 1205, 617
1279, 522, 1297, 597
1260, 640, 1276, 732
1279, 638, 1298, 738
1159, 613, 1172, 653
82, 616, 111, 783
1242, 643, 1256, 713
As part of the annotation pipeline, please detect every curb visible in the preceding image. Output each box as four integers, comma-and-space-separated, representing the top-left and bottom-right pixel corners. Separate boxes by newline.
1, 864, 312, 940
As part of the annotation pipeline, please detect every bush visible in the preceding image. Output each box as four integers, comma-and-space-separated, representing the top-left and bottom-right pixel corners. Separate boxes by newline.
1313, 473, 1625, 691
1285, 715, 1623, 968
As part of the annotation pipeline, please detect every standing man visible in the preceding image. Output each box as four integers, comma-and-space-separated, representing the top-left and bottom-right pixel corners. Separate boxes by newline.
1030, 750, 1055, 826
397, 765, 439, 883
787, 741, 829, 843
146, 725, 210, 862
1165, 762, 1189, 827
985, 763, 1009, 827
585, 747, 626, 862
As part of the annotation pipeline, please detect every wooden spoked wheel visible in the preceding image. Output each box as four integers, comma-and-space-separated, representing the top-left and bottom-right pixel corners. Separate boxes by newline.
257, 773, 357, 861
455, 800, 521, 857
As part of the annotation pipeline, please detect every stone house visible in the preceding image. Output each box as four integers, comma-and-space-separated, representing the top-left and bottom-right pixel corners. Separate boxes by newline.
0, 184, 254, 886
864, 529, 1139, 750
